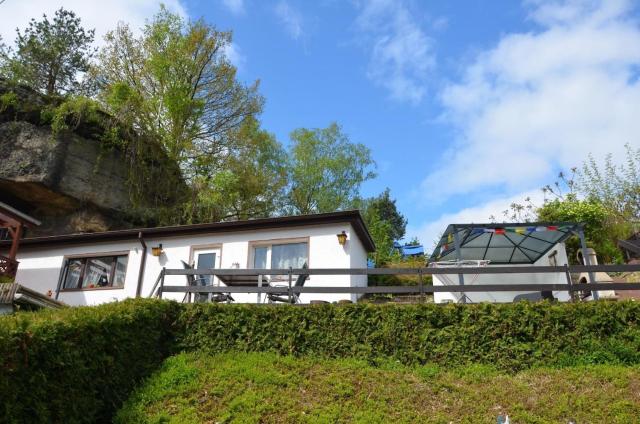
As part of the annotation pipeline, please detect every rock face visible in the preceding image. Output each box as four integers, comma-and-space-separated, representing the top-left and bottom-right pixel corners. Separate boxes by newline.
0, 121, 131, 235
0, 81, 184, 236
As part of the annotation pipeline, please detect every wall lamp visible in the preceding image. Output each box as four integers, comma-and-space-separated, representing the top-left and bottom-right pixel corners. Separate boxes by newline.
337, 231, 348, 246
151, 243, 163, 257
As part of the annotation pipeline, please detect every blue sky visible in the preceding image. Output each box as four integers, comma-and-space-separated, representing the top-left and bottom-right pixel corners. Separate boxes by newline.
3, 0, 640, 247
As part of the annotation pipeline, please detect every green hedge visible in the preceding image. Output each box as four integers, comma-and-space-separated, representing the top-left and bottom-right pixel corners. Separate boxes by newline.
177, 301, 640, 371
0, 299, 180, 423
2, 299, 640, 422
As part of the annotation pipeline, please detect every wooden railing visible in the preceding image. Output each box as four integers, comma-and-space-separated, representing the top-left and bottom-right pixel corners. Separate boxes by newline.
0, 255, 18, 279
152, 264, 640, 303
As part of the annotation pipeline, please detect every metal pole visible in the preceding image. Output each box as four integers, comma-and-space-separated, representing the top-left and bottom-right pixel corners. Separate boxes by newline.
288, 267, 293, 304
577, 226, 599, 300
258, 274, 262, 304
159, 267, 165, 299
452, 226, 466, 303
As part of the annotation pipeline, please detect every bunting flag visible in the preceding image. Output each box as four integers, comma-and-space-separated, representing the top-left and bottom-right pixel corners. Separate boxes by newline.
467, 225, 569, 235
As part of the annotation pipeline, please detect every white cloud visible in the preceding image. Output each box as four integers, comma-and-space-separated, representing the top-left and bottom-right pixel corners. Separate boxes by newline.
275, 1, 303, 41
355, 0, 435, 104
223, 42, 246, 70
420, 0, 640, 202
221, 0, 245, 16
0, 0, 187, 48
408, 189, 545, 252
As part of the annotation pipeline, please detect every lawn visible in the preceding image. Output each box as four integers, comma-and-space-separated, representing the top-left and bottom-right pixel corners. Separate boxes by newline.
116, 352, 640, 424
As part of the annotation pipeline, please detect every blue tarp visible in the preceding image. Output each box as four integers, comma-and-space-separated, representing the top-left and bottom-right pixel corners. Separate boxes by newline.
393, 242, 425, 257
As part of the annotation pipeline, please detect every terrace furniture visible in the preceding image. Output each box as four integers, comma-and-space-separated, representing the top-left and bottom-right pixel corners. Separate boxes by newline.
266, 263, 309, 304
181, 261, 234, 303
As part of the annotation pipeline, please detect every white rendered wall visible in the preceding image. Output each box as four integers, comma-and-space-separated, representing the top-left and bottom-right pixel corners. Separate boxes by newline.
433, 243, 571, 303
348, 229, 369, 302
11, 222, 367, 306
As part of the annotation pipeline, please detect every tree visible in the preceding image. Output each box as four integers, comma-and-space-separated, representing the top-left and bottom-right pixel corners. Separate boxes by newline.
94, 6, 262, 183
187, 117, 288, 222
362, 188, 407, 241
0, 8, 95, 95
537, 197, 624, 264
577, 143, 640, 224
286, 123, 376, 214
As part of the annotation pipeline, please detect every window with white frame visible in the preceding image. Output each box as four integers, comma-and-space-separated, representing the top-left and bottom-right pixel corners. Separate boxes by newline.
61, 255, 128, 290
252, 241, 308, 270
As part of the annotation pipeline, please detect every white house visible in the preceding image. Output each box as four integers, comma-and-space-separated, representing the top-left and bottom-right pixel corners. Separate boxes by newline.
429, 222, 600, 303
1, 211, 375, 306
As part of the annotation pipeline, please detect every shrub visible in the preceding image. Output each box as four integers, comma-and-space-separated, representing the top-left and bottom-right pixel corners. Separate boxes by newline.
176, 301, 640, 371
0, 299, 181, 423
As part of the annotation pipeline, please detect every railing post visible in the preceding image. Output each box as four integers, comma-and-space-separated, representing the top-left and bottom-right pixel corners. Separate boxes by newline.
158, 267, 165, 299
419, 268, 425, 303
577, 225, 599, 300
257, 274, 262, 304
564, 264, 574, 302
288, 267, 293, 304
452, 226, 466, 303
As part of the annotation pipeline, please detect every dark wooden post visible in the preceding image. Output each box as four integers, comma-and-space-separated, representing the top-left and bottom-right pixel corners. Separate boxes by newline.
7, 223, 22, 260
159, 267, 166, 299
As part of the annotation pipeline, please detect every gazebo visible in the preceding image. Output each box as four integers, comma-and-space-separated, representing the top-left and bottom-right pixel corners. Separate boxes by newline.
0, 201, 40, 280
429, 222, 598, 303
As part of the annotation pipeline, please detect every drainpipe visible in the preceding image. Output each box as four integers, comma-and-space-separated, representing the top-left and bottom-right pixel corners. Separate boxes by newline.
136, 232, 147, 298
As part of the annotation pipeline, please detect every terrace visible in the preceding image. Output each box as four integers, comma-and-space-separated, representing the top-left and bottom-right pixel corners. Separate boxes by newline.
0, 201, 41, 280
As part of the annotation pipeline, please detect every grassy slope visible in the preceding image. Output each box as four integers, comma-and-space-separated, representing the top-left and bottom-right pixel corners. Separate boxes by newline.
116, 352, 640, 424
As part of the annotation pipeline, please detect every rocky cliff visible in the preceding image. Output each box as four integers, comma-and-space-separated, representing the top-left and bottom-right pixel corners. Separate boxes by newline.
0, 80, 185, 236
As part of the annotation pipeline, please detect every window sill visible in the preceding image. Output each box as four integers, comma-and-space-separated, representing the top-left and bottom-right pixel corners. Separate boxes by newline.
60, 286, 125, 292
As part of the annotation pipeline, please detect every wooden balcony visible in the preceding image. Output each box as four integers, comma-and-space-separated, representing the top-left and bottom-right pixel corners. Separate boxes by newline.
0, 255, 18, 280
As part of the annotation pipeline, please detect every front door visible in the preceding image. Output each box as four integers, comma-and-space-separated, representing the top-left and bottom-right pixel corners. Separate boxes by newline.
192, 248, 221, 301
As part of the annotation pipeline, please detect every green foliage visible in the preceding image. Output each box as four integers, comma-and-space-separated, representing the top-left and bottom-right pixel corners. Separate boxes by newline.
362, 188, 407, 241
185, 116, 288, 222
0, 91, 18, 113
286, 123, 376, 215
578, 143, 640, 223
116, 351, 640, 423
2, 299, 640, 422
0, 299, 181, 423
94, 6, 262, 181
537, 198, 625, 263
361, 188, 408, 265
176, 301, 640, 371
364, 212, 397, 265
0, 8, 95, 95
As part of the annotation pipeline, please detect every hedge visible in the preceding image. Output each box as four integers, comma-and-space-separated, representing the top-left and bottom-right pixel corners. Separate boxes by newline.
1, 299, 640, 422
176, 301, 640, 371
0, 299, 180, 423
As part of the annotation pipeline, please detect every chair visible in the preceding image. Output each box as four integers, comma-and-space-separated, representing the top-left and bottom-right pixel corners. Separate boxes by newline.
181, 260, 234, 303
267, 263, 309, 304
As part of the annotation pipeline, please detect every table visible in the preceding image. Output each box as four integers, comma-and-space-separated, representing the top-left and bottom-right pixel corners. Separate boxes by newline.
215, 273, 270, 303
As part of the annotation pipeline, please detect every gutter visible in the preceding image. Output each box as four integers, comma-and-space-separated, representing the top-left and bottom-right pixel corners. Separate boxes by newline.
136, 232, 147, 298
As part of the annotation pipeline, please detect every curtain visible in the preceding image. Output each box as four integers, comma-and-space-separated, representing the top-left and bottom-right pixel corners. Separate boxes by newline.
271, 243, 308, 269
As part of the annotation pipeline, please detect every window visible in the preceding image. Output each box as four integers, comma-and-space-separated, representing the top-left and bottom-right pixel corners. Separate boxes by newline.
252, 241, 308, 270
62, 255, 128, 290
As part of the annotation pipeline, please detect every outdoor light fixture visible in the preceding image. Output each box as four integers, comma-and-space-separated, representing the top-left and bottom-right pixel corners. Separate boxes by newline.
151, 243, 163, 257
337, 231, 348, 246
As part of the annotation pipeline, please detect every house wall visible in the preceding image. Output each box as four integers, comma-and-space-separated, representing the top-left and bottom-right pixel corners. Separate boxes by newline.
11, 222, 368, 306
433, 243, 571, 303
348, 230, 368, 302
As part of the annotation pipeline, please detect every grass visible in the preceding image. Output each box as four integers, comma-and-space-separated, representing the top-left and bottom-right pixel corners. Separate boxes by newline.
116, 352, 640, 423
